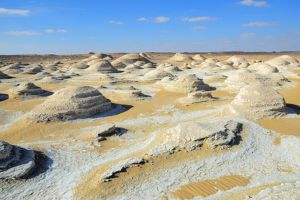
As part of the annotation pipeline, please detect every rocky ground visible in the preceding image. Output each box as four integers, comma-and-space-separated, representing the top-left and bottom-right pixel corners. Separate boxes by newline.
0, 52, 300, 200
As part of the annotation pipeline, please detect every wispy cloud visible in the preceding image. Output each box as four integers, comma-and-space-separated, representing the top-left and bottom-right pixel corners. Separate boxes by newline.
239, 0, 270, 7
182, 16, 216, 23
154, 16, 170, 23
243, 21, 275, 27
0, 8, 31, 16
4, 31, 40, 36
109, 20, 124, 25
192, 26, 206, 30
240, 32, 256, 39
45, 29, 67, 33
138, 17, 147, 22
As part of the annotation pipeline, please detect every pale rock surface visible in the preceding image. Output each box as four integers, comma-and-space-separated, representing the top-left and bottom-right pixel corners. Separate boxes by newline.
101, 158, 146, 181
177, 91, 216, 105
149, 120, 242, 155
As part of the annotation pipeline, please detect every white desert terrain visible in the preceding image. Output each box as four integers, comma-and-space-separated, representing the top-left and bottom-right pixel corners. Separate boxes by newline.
0, 52, 300, 200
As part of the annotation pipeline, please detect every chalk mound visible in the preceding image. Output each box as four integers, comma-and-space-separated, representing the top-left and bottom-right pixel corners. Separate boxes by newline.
23, 64, 44, 74
87, 60, 118, 73
149, 120, 243, 155
144, 69, 173, 80
192, 54, 206, 62
123, 64, 143, 72
117, 86, 150, 99
177, 91, 216, 105
227, 56, 249, 68
225, 69, 276, 92
82, 54, 112, 63
248, 63, 279, 74
158, 74, 214, 93
30, 86, 113, 122
169, 53, 193, 62
71, 62, 89, 70
10, 82, 52, 99
266, 55, 299, 67
142, 63, 155, 69
231, 84, 286, 119
0, 140, 36, 179
0, 71, 13, 79
3, 63, 24, 74
111, 54, 151, 68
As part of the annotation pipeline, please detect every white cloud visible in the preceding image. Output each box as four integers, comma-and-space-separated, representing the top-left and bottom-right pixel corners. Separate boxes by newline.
154, 16, 170, 23
239, 0, 270, 7
0, 8, 31, 16
45, 29, 67, 33
182, 16, 216, 23
243, 22, 275, 27
109, 20, 124, 25
192, 26, 206, 30
4, 31, 40, 36
138, 17, 147, 22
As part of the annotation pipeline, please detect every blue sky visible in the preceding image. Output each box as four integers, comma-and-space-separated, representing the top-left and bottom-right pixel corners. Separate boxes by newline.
0, 0, 299, 54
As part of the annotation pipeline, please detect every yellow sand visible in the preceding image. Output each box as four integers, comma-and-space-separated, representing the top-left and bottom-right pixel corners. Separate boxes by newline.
172, 175, 250, 199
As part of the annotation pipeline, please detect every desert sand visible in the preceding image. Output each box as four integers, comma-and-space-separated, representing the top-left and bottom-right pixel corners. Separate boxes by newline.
0, 52, 300, 200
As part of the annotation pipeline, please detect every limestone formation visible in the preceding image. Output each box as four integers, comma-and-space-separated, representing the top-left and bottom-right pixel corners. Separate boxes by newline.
9, 82, 52, 99
23, 64, 44, 74
177, 91, 216, 105
158, 74, 214, 93
101, 158, 146, 181
71, 62, 89, 69
117, 86, 150, 99
111, 53, 151, 69
0, 71, 13, 79
231, 84, 286, 119
149, 120, 243, 155
227, 56, 249, 68
225, 69, 276, 92
3, 63, 24, 74
266, 55, 299, 67
192, 54, 206, 62
87, 60, 119, 73
144, 68, 173, 80
248, 63, 279, 74
169, 53, 193, 62
0, 140, 36, 179
30, 86, 113, 122
91, 124, 126, 145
